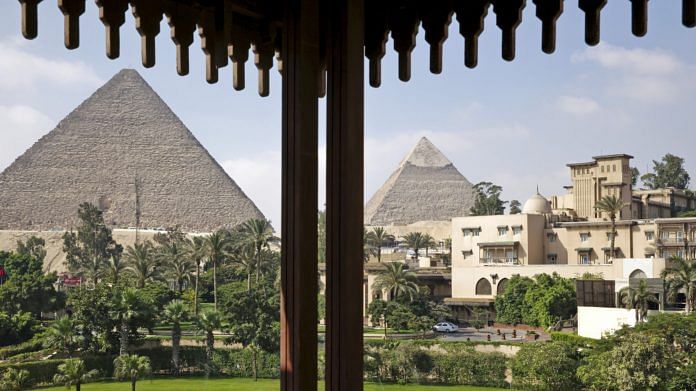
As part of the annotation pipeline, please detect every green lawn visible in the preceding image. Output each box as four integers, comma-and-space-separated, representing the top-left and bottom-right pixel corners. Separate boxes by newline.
38, 378, 504, 390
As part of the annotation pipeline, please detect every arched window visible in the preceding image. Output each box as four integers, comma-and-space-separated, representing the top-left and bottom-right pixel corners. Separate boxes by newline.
475, 278, 492, 295
629, 269, 647, 279
497, 278, 509, 295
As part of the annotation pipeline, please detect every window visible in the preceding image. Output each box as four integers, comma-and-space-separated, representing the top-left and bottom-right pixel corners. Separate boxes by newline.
462, 229, 471, 237
462, 228, 480, 237
475, 278, 492, 295
613, 164, 617, 172
661, 231, 669, 240
601, 166, 605, 173
462, 250, 473, 258
580, 233, 590, 242
645, 231, 654, 241
606, 232, 617, 240
547, 254, 557, 264
512, 226, 522, 236
580, 254, 591, 264
547, 233, 557, 243
677, 231, 685, 242
473, 229, 480, 237
498, 227, 508, 236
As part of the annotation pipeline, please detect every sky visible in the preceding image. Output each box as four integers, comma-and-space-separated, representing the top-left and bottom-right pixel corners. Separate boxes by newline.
0, 3, 695, 226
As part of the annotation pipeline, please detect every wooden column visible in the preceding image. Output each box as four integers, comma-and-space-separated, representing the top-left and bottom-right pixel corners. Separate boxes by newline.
280, 0, 319, 389
325, 0, 365, 389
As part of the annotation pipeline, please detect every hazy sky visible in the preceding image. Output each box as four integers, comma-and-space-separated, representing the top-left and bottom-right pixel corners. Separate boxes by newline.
1, 3, 695, 225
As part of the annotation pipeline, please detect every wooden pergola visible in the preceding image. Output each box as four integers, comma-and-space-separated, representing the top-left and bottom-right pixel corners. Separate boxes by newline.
15, 1, 696, 390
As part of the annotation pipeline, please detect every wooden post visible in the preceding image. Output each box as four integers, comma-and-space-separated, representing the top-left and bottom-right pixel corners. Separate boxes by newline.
325, 0, 365, 389
280, 0, 319, 390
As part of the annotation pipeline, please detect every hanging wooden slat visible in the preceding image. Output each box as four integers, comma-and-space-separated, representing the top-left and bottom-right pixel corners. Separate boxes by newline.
19, 0, 42, 39
253, 37, 275, 97
685, 0, 696, 27
389, 3, 420, 82
58, 0, 85, 49
95, 0, 129, 59
533, 0, 563, 54
198, 8, 221, 83
166, 3, 197, 76
455, 0, 489, 69
492, 0, 526, 61
631, 0, 648, 37
365, 1, 389, 87
579, 0, 607, 46
421, 0, 453, 74
229, 14, 252, 90
131, 0, 164, 68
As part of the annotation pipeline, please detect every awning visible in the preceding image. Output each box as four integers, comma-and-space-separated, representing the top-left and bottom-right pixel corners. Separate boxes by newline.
575, 247, 593, 252
602, 247, 621, 252
479, 241, 518, 247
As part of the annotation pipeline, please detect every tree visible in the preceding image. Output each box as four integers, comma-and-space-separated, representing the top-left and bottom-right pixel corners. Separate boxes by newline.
641, 153, 690, 190
114, 354, 152, 391
595, 195, 628, 260
124, 242, 161, 289
631, 167, 640, 187
403, 232, 427, 260
494, 275, 534, 325
420, 234, 437, 257
221, 286, 280, 381
105, 254, 127, 285
231, 246, 256, 291
204, 230, 232, 310
317, 210, 326, 263
43, 316, 82, 357
0, 368, 29, 391
239, 219, 277, 287
113, 288, 148, 356
661, 256, 696, 313
62, 203, 122, 286
366, 227, 395, 263
67, 285, 120, 353
185, 236, 207, 315
0, 311, 37, 347
16, 236, 46, 263
470, 182, 507, 216
510, 342, 581, 391
0, 251, 63, 318
162, 300, 188, 375
372, 262, 419, 301
509, 200, 522, 215
159, 241, 194, 293
53, 358, 99, 391
363, 228, 376, 262
522, 274, 576, 328
196, 310, 224, 376
578, 333, 675, 391
619, 279, 658, 323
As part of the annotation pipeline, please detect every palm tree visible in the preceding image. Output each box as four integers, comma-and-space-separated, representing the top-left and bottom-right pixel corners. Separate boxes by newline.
365, 227, 395, 263
661, 256, 696, 313
159, 242, 194, 293
363, 228, 376, 262
162, 300, 188, 375
595, 195, 629, 260
185, 237, 207, 315
0, 368, 29, 391
113, 288, 145, 356
403, 232, 426, 260
204, 230, 232, 310
125, 242, 161, 288
114, 354, 152, 391
420, 234, 437, 257
619, 279, 658, 323
232, 245, 256, 291
239, 219, 277, 286
43, 317, 82, 357
195, 310, 224, 376
105, 254, 127, 285
53, 358, 99, 391
372, 262, 419, 301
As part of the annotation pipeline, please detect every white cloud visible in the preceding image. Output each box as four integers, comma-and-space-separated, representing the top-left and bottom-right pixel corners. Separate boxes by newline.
572, 42, 682, 76
0, 38, 102, 91
557, 95, 600, 115
0, 105, 54, 170
571, 42, 692, 103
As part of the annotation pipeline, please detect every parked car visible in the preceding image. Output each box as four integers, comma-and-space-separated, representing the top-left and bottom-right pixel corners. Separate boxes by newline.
432, 322, 459, 333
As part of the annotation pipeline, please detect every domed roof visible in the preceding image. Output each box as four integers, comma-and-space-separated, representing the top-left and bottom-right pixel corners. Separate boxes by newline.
522, 189, 552, 215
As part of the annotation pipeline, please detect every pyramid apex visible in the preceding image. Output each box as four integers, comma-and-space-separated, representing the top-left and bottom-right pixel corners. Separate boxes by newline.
402, 136, 452, 167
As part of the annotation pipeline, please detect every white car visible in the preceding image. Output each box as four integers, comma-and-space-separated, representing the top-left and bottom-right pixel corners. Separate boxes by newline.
432, 322, 459, 333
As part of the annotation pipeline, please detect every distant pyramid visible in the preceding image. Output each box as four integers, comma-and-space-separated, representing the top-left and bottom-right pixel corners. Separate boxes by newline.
364, 137, 475, 225
0, 69, 264, 231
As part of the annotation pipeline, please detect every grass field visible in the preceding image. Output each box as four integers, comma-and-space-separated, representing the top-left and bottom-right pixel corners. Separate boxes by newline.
38, 378, 505, 390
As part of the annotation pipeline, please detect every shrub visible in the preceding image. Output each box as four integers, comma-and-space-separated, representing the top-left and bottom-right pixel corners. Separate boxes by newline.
550, 332, 596, 348
510, 342, 581, 390
431, 349, 507, 388
212, 349, 280, 378
0, 339, 43, 360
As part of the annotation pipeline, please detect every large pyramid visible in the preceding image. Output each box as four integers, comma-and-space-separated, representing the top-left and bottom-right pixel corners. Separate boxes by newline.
364, 137, 476, 226
0, 69, 264, 232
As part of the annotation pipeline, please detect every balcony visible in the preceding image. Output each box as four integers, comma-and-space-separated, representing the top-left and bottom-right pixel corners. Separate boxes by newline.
480, 257, 520, 265
657, 238, 686, 246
